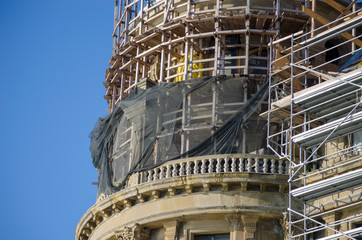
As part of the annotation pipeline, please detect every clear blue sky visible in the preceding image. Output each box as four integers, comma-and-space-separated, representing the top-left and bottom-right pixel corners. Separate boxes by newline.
0, 1, 111, 239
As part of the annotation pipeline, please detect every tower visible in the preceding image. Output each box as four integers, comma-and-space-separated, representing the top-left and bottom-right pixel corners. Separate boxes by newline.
76, 1, 362, 240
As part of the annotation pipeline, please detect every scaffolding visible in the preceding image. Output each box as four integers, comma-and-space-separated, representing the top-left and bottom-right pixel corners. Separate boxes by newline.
105, 0, 310, 111
266, 2, 362, 239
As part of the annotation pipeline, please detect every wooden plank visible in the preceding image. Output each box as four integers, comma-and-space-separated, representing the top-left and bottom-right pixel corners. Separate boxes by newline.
321, 0, 352, 15
302, 6, 362, 48
274, 45, 304, 90
302, 6, 330, 25
255, 11, 267, 29
344, 9, 362, 21
274, 45, 289, 70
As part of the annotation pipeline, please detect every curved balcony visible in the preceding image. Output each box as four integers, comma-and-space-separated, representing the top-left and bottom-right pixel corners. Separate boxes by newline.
76, 154, 289, 240
135, 153, 288, 185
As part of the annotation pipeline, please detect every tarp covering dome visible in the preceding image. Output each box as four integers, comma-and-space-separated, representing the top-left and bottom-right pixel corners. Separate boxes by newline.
90, 76, 270, 197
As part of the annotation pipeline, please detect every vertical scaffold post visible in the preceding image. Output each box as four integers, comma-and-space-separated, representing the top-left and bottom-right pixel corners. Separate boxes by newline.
124, 0, 130, 44
114, 0, 119, 55
189, 24, 194, 79
352, 1, 356, 52
137, 0, 145, 83
120, 59, 125, 100
183, 0, 191, 81
211, 82, 217, 153
245, 0, 250, 75
274, 0, 280, 39
139, 0, 144, 35
160, 32, 166, 82
242, 80, 248, 154
135, 46, 141, 84
181, 88, 187, 154
167, 41, 172, 81
311, 0, 316, 37
214, 0, 220, 76
267, 38, 273, 150
111, 84, 117, 112
129, 64, 133, 94
289, 32, 295, 240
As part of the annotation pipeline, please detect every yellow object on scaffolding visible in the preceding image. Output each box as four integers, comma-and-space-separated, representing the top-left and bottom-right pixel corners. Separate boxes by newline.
175, 53, 204, 81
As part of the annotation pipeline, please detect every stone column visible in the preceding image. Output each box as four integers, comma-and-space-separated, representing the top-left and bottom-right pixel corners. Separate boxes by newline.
163, 220, 179, 240
227, 217, 243, 240
242, 215, 259, 240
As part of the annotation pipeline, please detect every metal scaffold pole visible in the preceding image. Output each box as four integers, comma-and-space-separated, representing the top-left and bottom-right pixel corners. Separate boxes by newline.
268, 5, 362, 239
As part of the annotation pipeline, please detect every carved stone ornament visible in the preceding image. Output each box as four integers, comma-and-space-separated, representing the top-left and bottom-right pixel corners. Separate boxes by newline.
117, 226, 134, 240
137, 226, 151, 240
116, 224, 150, 240
226, 217, 241, 231
245, 232, 255, 239
163, 220, 179, 240
279, 212, 303, 240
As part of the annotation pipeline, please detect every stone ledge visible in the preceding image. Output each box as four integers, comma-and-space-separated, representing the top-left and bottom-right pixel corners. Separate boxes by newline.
306, 156, 362, 184
88, 194, 288, 240
76, 172, 290, 240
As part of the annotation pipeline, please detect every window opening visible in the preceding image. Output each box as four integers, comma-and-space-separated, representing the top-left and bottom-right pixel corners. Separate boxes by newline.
194, 233, 230, 240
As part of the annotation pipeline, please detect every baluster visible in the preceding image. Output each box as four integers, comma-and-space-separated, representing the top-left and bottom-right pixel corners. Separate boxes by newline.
172, 163, 178, 177
224, 158, 229, 172
278, 160, 283, 174
284, 161, 289, 174
186, 161, 191, 175
239, 158, 244, 172
216, 158, 222, 173
231, 158, 236, 172
141, 172, 146, 183
180, 162, 185, 176
147, 170, 153, 182
255, 158, 260, 173
160, 166, 165, 179
271, 159, 276, 174
195, 160, 200, 174
153, 168, 159, 181
247, 158, 252, 172
201, 159, 206, 174
263, 158, 268, 173
166, 165, 172, 178
208, 159, 214, 173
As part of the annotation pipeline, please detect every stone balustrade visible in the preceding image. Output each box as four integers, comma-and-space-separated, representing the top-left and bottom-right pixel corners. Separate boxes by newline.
142, 154, 288, 184
76, 154, 289, 240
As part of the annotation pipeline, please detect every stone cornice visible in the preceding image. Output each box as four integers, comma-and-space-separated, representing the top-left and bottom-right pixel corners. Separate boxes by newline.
76, 175, 290, 240
76, 154, 291, 240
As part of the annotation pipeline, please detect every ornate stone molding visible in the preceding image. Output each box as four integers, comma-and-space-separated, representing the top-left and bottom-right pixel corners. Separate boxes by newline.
116, 226, 133, 240
116, 224, 150, 240
76, 166, 290, 240
163, 220, 179, 240
242, 215, 259, 240
227, 217, 241, 232
279, 212, 303, 240
227, 216, 243, 240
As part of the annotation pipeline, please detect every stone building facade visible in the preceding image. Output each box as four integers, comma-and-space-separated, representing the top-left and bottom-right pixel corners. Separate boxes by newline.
76, 1, 362, 240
